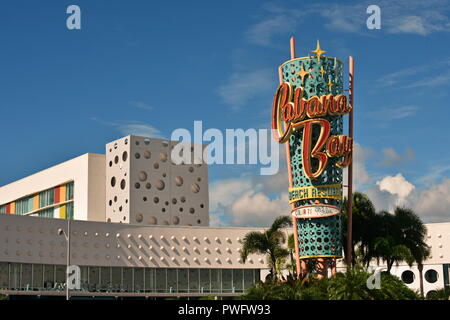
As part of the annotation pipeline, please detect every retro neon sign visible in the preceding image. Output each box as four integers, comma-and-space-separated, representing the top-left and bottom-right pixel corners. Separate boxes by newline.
272, 81, 353, 179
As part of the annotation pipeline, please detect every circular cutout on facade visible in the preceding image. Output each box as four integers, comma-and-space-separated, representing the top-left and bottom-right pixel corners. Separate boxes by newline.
138, 171, 147, 181
136, 214, 143, 223
114, 156, 119, 164
425, 269, 438, 283
401, 270, 415, 284
135, 153, 140, 159
135, 182, 140, 189
172, 216, 180, 225
120, 179, 126, 190
154, 163, 159, 169
144, 138, 150, 145
160, 152, 168, 162
146, 183, 151, 189
122, 151, 128, 162
111, 177, 116, 187
144, 150, 151, 159
191, 183, 200, 193
174, 176, 183, 186
148, 216, 157, 225
155, 180, 165, 190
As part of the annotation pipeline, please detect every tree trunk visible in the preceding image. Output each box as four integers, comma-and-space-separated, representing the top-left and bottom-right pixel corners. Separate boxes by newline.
387, 260, 393, 274
418, 264, 424, 298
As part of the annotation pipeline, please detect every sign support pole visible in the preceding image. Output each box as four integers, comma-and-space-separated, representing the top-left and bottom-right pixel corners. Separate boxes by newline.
346, 56, 355, 269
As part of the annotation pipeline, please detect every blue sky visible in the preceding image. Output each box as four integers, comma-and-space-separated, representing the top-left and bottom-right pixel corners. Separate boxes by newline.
1, 0, 450, 226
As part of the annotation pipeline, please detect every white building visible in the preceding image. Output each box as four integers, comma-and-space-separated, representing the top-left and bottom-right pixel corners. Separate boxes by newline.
0, 135, 448, 299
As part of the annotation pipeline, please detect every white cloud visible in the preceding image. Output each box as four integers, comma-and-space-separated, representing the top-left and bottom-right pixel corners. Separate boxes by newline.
217, 69, 275, 111
118, 123, 163, 138
209, 167, 291, 227
244, 5, 303, 46
413, 179, 450, 222
91, 118, 164, 139
229, 191, 290, 227
377, 173, 415, 205
209, 178, 253, 213
417, 164, 450, 185
388, 15, 429, 35
344, 143, 372, 191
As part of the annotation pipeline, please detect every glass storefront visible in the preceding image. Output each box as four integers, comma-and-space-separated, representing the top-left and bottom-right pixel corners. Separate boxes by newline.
0, 262, 260, 295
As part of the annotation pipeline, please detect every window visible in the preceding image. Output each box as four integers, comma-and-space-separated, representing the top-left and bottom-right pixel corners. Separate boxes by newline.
178, 269, 188, 293
15, 197, 33, 215
123, 267, 133, 292
188, 269, 199, 293
222, 269, 232, 293
244, 269, 254, 289
144, 268, 154, 292
39, 189, 54, 208
134, 268, 144, 292
32, 264, 43, 290
38, 208, 54, 218
66, 182, 74, 200
0, 263, 262, 295
100, 267, 111, 291
111, 267, 122, 292
401, 270, 415, 284
21, 264, 33, 289
0, 205, 6, 214
233, 269, 243, 292
0, 263, 8, 288
155, 269, 166, 293
200, 269, 210, 293
66, 202, 74, 220
425, 269, 438, 283
211, 269, 221, 293
167, 268, 177, 293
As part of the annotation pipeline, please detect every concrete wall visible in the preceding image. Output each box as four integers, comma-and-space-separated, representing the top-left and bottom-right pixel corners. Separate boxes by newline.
105, 135, 209, 227
0, 154, 105, 222
0, 214, 267, 270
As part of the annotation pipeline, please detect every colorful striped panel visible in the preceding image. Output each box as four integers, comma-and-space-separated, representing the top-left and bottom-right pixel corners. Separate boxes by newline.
33, 195, 39, 211
10, 202, 15, 214
6, 203, 10, 214
54, 186, 60, 204
60, 184, 66, 202
59, 204, 66, 219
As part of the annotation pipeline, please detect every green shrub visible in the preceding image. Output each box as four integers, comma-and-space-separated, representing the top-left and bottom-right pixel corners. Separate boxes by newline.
241, 267, 420, 300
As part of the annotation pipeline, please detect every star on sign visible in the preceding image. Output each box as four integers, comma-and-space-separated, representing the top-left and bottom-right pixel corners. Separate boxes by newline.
319, 66, 326, 77
327, 78, 333, 91
311, 40, 326, 62
297, 63, 309, 85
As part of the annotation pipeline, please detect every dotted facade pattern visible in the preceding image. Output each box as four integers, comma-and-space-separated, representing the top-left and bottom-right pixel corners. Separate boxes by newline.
106, 135, 209, 227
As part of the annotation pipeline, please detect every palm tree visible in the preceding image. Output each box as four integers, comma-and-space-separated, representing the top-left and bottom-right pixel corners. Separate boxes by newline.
372, 235, 414, 273
241, 216, 292, 279
286, 233, 297, 277
342, 192, 377, 266
392, 207, 430, 297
